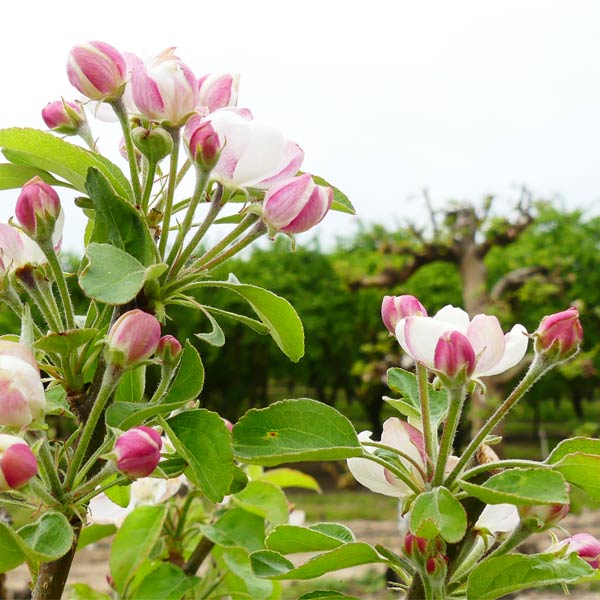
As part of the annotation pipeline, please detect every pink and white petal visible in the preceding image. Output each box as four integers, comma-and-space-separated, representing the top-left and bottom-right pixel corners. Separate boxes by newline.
381, 417, 426, 469
397, 316, 453, 367
475, 503, 520, 534
257, 141, 304, 189
433, 306, 471, 332
467, 315, 505, 375
476, 324, 528, 377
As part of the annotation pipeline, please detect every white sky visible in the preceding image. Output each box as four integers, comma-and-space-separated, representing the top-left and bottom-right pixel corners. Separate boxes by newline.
1, 0, 600, 251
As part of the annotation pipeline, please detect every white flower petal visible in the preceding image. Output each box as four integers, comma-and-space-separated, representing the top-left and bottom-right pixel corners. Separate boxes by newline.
398, 316, 454, 367
475, 503, 520, 533
477, 324, 528, 377
433, 305, 471, 332
468, 314, 506, 375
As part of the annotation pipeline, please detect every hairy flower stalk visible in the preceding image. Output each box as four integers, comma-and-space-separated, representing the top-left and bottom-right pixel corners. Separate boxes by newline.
110, 98, 142, 201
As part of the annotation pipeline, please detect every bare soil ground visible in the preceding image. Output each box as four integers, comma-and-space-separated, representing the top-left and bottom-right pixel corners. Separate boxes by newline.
4, 510, 599, 599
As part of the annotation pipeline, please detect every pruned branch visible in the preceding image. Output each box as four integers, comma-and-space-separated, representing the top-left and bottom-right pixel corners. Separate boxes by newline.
490, 266, 549, 301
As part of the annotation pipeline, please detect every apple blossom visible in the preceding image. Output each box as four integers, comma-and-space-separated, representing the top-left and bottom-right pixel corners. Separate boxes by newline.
347, 417, 429, 497
114, 426, 162, 478
131, 48, 197, 126
42, 100, 85, 134
396, 304, 528, 379
0, 434, 37, 491
206, 108, 304, 189
106, 309, 162, 369
535, 307, 583, 361
197, 73, 240, 112
0, 348, 46, 427
557, 533, 600, 568
475, 503, 520, 535
67, 41, 127, 101
262, 174, 332, 235
15, 177, 62, 244
381, 295, 427, 334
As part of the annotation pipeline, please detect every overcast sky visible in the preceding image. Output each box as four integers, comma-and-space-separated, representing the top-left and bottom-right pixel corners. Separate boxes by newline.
1, 1, 599, 251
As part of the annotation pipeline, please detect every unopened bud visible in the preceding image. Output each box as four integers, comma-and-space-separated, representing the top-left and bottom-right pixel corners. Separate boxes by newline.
381, 295, 427, 334
114, 426, 162, 478
0, 434, 38, 490
106, 309, 161, 369
157, 335, 182, 366
403, 532, 428, 557
434, 330, 476, 384
197, 73, 240, 112
42, 100, 85, 135
557, 533, 600, 568
132, 126, 173, 163
519, 503, 569, 532
184, 116, 221, 172
535, 307, 583, 362
15, 177, 62, 244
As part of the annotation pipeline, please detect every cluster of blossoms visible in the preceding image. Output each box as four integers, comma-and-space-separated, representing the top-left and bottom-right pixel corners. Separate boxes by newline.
352, 294, 594, 574
45, 40, 332, 237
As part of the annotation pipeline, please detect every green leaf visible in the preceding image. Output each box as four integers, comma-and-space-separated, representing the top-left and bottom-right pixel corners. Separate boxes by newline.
232, 398, 362, 466
215, 213, 245, 225
265, 523, 354, 554
130, 563, 200, 600
194, 275, 304, 362
114, 365, 146, 404
386, 368, 449, 427
105, 482, 131, 508
161, 341, 205, 405
195, 307, 226, 347
165, 409, 233, 503
34, 328, 98, 356
109, 505, 167, 596
80, 243, 146, 304
551, 453, 600, 501
0, 523, 27, 572
77, 524, 117, 550
45, 385, 74, 418
85, 169, 153, 265
260, 468, 321, 492
311, 174, 355, 215
218, 547, 276, 600
68, 583, 112, 600
409, 488, 467, 543
461, 468, 569, 506
0, 163, 72, 190
251, 543, 385, 580
203, 305, 270, 335
200, 507, 266, 552
547, 437, 600, 463
0, 128, 130, 198
466, 552, 593, 600
232, 481, 289, 526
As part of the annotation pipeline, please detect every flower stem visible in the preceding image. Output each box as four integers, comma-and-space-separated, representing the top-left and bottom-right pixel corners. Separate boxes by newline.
72, 461, 117, 500
362, 441, 427, 481
417, 363, 436, 475
167, 170, 214, 274
41, 242, 75, 330
445, 356, 550, 487
461, 459, 550, 481
37, 440, 65, 501
433, 385, 467, 486
110, 99, 141, 202
141, 160, 158, 214
199, 220, 267, 272
362, 450, 421, 495
189, 213, 258, 271
158, 128, 181, 258
22, 277, 63, 332
66, 365, 120, 489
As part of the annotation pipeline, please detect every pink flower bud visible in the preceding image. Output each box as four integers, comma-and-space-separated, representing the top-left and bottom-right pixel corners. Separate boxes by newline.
197, 73, 240, 112
0, 435, 37, 490
157, 335, 183, 366
184, 115, 221, 171
558, 533, 600, 568
131, 48, 198, 126
434, 330, 476, 380
15, 177, 62, 243
67, 41, 127, 101
114, 426, 162, 478
262, 174, 332, 235
222, 418, 234, 432
519, 503, 569, 531
381, 295, 427, 334
106, 309, 162, 369
535, 307, 583, 361
42, 100, 85, 135
403, 532, 428, 557
0, 349, 46, 427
